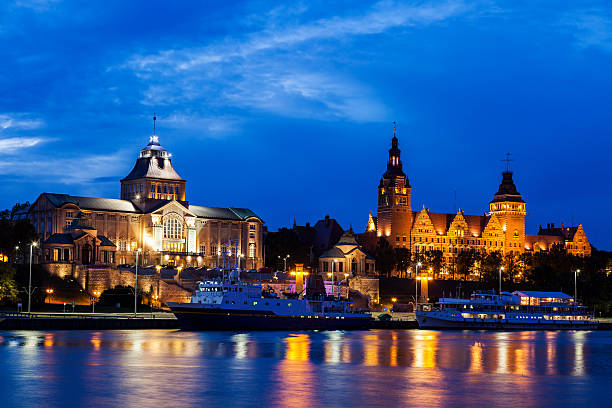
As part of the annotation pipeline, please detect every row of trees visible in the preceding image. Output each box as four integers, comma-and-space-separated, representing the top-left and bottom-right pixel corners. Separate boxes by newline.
373, 237, 612, 312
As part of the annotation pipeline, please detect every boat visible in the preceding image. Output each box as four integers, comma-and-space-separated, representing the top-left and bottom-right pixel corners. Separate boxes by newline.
415, 290, 598, 330
167, 270, 373, 330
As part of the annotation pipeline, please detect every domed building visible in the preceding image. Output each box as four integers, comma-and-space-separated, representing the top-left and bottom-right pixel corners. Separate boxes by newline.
29, 135, 264, 270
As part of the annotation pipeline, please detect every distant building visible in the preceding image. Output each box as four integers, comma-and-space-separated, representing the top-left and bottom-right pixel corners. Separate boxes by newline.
319, 231, 375, 279
361, 127, 591, 271
29, 135, 265, 269
293, 215, 344, 253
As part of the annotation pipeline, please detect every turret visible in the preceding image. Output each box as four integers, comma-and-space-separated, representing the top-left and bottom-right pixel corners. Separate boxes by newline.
376, 123, 412, 245
121, 132, 186, 202
489, 171, 526, 252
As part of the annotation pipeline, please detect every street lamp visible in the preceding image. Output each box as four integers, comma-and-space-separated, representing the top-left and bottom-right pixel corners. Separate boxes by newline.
92, 290, 100, 313
45, 288, 54, 304
134, 248, 142, 317
574, 269, 580, 308
415, 262, 422, 311
27, 241, 37, 313
283, 254, 290, 272
499, 266, 505, 295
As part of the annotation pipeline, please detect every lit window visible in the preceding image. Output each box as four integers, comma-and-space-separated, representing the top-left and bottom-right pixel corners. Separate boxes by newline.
163, 215, 183, 239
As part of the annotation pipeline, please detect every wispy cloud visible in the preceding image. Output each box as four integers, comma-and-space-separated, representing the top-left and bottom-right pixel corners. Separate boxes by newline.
121, 1, 467, 123
0, 114, 44, 130
561, 8, 612, 52
0, 150, 130, 185
0, 137, 44, 153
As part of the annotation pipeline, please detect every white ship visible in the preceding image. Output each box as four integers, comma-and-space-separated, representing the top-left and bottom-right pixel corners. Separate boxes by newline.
416, 290, 598, 330
167, 271, 372, 330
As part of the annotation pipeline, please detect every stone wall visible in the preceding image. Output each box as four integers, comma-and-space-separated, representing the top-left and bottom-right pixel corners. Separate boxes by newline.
43, 263, 191, 305
349, 276, 380, 304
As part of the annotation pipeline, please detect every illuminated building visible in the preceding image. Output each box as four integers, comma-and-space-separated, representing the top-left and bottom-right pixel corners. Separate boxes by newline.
362, 129, 591, 273
29, 135, 264, 269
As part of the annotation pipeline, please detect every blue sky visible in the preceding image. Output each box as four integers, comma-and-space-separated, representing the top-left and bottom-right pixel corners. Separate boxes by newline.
1, 0, 611, 249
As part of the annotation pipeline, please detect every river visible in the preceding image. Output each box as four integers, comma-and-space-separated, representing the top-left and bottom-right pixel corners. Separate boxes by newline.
0, 329, 610, 407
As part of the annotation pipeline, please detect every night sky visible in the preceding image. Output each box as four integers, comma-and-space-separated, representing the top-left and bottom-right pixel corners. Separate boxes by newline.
1, 1, 611, 249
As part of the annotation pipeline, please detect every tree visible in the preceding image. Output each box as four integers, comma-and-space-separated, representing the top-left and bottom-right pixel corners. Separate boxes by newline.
481, 251, 503, 287
456, 249, 476, 281
375, 238, 395, 278
394, 247, 411, 278
0, 263, 19, 305
424, 250, 444, 278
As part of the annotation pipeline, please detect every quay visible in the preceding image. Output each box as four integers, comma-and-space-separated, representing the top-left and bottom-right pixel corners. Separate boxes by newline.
0, 312, 179, 330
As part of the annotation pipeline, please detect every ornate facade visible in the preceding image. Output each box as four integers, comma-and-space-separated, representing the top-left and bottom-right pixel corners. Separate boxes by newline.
30, 136, 264, 269
364, 131, 591, 267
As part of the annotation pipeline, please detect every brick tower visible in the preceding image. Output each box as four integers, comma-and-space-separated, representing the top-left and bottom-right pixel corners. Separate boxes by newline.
376, 124, 412, 247
489, 170, 526, 253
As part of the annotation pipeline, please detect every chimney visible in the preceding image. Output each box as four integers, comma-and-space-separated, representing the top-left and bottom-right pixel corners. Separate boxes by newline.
561, 222, 564, 228
551, 223, 555, 228
306, 222, 310, 228
325, 215, 330, 226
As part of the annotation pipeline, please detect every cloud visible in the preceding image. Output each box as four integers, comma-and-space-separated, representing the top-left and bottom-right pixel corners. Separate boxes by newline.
0, 137, 44, 153
561, 9, 612, 52
0, 114, 44, 130
121, 1, 467, 123
0, 150, 130, 185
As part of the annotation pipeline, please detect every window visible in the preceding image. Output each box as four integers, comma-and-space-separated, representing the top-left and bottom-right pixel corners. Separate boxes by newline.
200, 245, 205, 254
169, 186, 173, 195
163, 215, 183, 239
64, 248, 70, 261
163, 185, 167, 194
323, 262, 329, 272
119, 241, 127, 251
151, 184, 155, 193
249, 233, 255, 239
157, 185, 161, 193
249, 224, 256, 230
248, 243, 255, 258
338, 262, 343, 272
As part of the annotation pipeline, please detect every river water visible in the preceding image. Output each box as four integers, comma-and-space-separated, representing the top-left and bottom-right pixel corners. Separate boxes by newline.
0, 329, 610, 407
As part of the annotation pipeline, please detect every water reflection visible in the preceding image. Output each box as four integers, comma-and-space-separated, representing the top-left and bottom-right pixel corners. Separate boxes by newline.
0, 329, 608, 407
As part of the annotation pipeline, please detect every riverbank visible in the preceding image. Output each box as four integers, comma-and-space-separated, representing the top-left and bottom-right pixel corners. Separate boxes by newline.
0, 312, 179, 330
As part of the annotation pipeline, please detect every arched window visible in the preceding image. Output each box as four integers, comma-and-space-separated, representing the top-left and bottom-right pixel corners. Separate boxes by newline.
163, 214, 183, 239
351, 258, 357, 272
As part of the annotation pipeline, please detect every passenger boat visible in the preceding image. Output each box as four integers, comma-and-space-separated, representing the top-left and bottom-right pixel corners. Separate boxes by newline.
415, 290, 598, 330
167, 270, 372, 330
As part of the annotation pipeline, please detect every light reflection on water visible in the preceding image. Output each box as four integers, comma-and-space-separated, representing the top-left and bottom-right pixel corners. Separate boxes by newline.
0, 329, 610, 407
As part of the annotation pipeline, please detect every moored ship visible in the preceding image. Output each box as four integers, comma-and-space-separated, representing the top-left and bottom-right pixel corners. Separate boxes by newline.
416, 290, 598, 330
167, 271, 372, 330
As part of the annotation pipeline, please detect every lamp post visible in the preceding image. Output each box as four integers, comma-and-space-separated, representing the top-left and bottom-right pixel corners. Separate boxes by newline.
92, 290, 100, 313
283, 254, 290, 272
574, 269, 580, 308
27, 241, 37, 313
499, 266, 505, 295
45, 288, 54, 304
415, 262, 422, 311
134, 248, 142, 317
327, 272, 333, 297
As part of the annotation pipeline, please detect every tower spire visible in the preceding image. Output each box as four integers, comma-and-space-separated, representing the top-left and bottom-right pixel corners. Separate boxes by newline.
501, 152, 513, 172
153, 113, 157, 136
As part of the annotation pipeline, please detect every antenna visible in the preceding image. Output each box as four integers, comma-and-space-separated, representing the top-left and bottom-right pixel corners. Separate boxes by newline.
501, 152, 513, 172
153, 113, 156, 136
393, 121, 397, 137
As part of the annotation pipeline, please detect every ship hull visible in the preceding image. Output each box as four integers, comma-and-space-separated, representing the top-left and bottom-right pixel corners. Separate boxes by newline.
168, 305, 372, 331
416, 314, 598, 330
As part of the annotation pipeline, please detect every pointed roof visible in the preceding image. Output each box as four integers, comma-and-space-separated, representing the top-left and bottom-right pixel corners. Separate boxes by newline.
490, 171, 525, 203
122, 136, 184, 182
